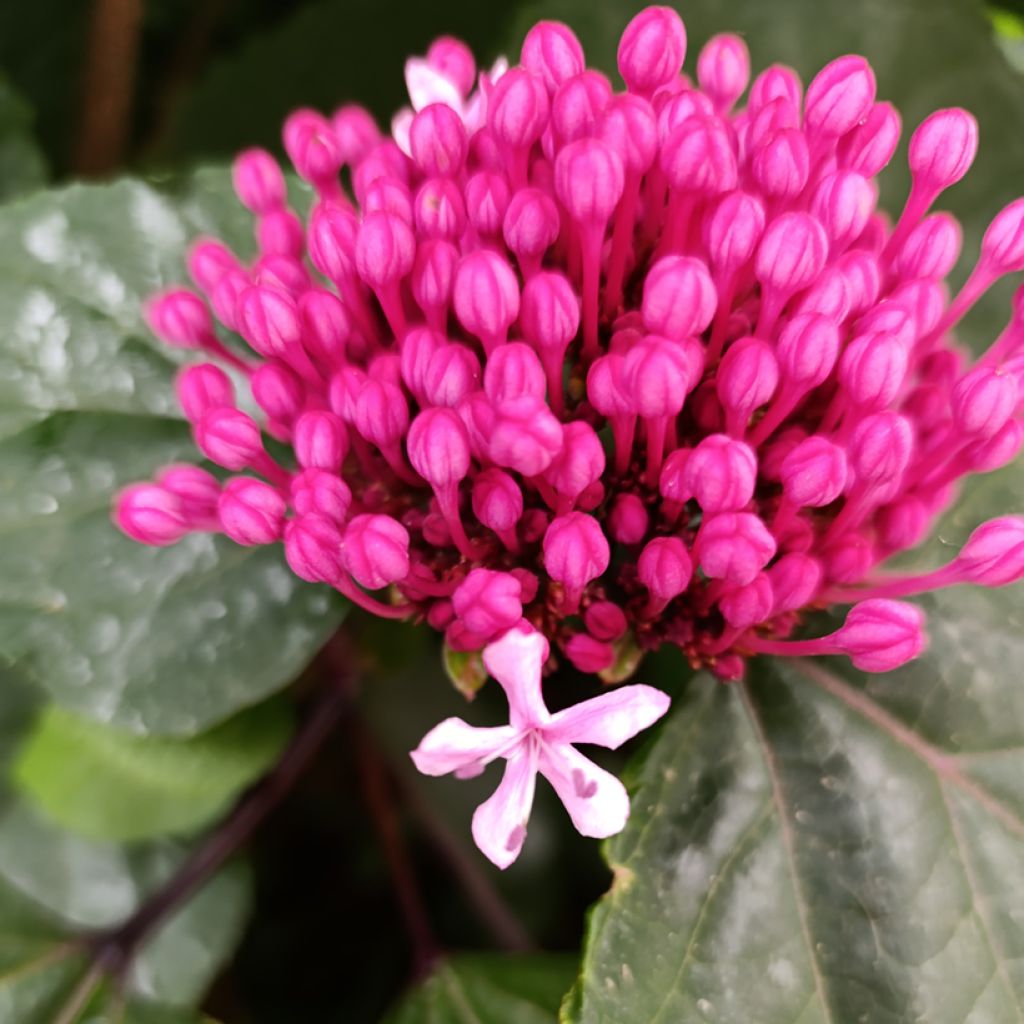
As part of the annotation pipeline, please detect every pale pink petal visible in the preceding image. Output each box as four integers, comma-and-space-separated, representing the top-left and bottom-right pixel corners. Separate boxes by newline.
544, 685, 671, 750
410, 717, 518, 777
462, 92, 487, 135
391, 107, 414, 157
482, 624, 551, 730
404, 58, 464, 113
539, 743, 631, 839
471, 747, 538, 869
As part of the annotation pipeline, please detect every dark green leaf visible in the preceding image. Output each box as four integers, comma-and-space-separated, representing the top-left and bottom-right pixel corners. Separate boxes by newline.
13, 699, 290, 841
385, 954, 577, 1024
0, 170, 345, 735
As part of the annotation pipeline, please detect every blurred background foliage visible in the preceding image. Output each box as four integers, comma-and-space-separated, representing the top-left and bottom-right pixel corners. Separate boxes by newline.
1, 1, 1024, 1022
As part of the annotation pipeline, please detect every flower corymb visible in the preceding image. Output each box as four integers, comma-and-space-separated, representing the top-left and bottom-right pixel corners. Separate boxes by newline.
117, 6, 1024, 862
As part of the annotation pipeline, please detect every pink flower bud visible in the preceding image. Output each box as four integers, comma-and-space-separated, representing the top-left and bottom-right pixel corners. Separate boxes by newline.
981, 198, 1024, 275
836, 101, 901, 176
704, 191, 765, 275
638, 536, 692, 602
839, 332, 909, 409
284, 515, 345, 585
188, 239, 240, 292
331, 104, 380, 166
683, 435, 757, 514
355, 379, 409, 447
552, 71, 613, 144
341, 514, 410, 589
283, 109, 343, 185
661, 114, 737, 194
218, 477, 286, 545
238, 285, 301, 359
908, 108, 978, 192
488, 69, 550, 150
485, 343, 546, 404
697, 512, 777, 586
257, 208, 305, 259
641, 256, 716, 338
804, 56, 876, 138
145, 289, 213, 349
776, 313, 840, 389
299, 289, 349, 367
767, 553, 823, 614
155, 465, 220, 525
584, 601, 628, 641
520, 271, 580, 354
488, 396, 564, 476
503, 188, 561, 265
836, 250, 881, 318
308, 203, 359, 282
752, 129, 810, 200
543, 512, 610, 595
293, 411, 347, 471
544, 420, 605, 503
328, 365, 366, 424
697, 34, 749, 112
409, 103, 468, 177
291, 468, 352, 523
413, 178, 467, 241
848, 412, 914, 488
951, 367, 1019, 439
464, 172, 511, 237
617, 6, 687, 96
195, 408, 263, 470
811, 170, 875, 251
423, 344, 481, 407
716, 338, 778, 421
657, 447, 691, 502
659, 90, 716, 138
719, 573, 774, 629
400, 328, 444, 399
114, 483, 187, 546
249, 365, 302, 427
875, 495, 931, 551
175, 364, 234, 423
624, 336, 702, 417
760, 427, 807, 481
781, 436, 848, 507
453, 251, 520, 348
824, 534, 875, 584
409, 243, 456, 328
452, 569, 523, 639
472, 468, 524, 533
554, 138, 625, 223
427, 36, 476, 96
355, 211, 416, 288
598, 94, 658, 174
832, 599, 926, 672
407, 408, 472, 487
895, 213, 962, 279
954, 516, 1024, 586
232, 148, 287, 214
607, 493, 649, 544
521, 21, 585, 93
964, 419, 1024, 473
564, 634, 615, 673
756, 212, 829, 296
748, 64, 802, 114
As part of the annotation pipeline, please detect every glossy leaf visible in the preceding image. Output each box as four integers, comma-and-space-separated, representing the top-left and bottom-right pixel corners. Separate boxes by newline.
0, 171, 345, 735
385, 954, 578, 1024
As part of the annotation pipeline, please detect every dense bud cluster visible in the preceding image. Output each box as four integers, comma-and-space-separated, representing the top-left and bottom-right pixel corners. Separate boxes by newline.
121, 7, 1024, 693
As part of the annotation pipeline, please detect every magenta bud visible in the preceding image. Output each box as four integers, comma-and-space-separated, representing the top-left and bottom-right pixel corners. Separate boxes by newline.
837, 101, 901, 176
488, 69, 550, 150
308, 203, 360, 282
756, 212, 829, 296
175, 364, 234, 423
617, 6, 687, 96
521, 20, 585, 93
283, 109, 342, 185
254, 255, 310, 296
423, 344, 481, 408
284, 515, 344, 585
195, 408, 263, 470
503, 187, 560, 264
875, 495, 931, 552
781, 436, 848, 507
188, 239, 240, 293
606, 493, 649, 544
697, 34, 749, 112
427, 35, 476, 96
453, 251, 520, 346
232, 148, 286, 214
954, 516, 1024, 586
291, 468, 352, 523
464, 173, 511, 237
299, 289, 349, 366
896, 213, 962, 280
638, 536, 693, 603
238, 285, 301, 359
409, 103, 467, 177
145, 289, 213, 349
839, 332, 909, 409
658, 448, 691, 503
585, 601, 628, 642
409, 241, 457, 322
520, 271, 580, 354
484, 343, 546, 404
719, 573, 774, 629
683, 435, 757, 514
760, 427, 807, 481
775, 313, 840, 389
400, 327, 444, 399
848, 412, 914, 488
717, 338, 779, 420
249, 364, 302, 425
981, 198, 1024, 275
114, 483, 187, 546
472, 468, 524, 533
824, 534, 875, 585
328, 365, 366, 424
661, 114, 737, 195
837, 250, 882, 318
705, 191, 765, 275
363, 176, 414, 225
218, 477, 286, 546
407, 407, 471, 487
452, 569, 523, 639
952, 367, 1018, 440
908, 107, 978, 193
551, 70, 613, 145
659, 89, 715, 138
832, 599, 926, 672
625, 336, 702, 417
544, 420, 605, 503
355, 211, 415, 288
598, 94, 658, 174
564, 634, 615, 674
293, 411, 347, 471
767, 553, 823, 614
488, 396, 564, 476
804, 56, 876, 138
331, 104, 381, 166
256, 208, 305, 260
155, 464, 220, 525
543, 512, 610, 595
554, 138, 625, 224
641, 256, 716, 339
748, 64, 802, 114
811, 170, 875, 251
355, 379, 409, 448
752, 129, 810, 200
341, 514, 410, 589
964, 418, 1024, 473
697, 512, 777, 586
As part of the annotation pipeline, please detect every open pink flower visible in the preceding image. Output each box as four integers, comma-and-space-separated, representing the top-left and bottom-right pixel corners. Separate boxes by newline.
410, 625, 670, 868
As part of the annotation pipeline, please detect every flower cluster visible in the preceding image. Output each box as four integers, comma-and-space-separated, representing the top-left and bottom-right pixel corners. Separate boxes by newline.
116, 7, 1024, 862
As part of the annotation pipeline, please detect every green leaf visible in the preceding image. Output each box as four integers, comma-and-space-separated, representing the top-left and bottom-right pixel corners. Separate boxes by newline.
0, 74, 47, 200
13, 699, 291, 841
385, 954, 578, 1024
0, 170, 345, 735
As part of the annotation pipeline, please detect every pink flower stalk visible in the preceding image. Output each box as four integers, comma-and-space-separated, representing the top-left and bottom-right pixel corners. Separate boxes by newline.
118, 6, 1024, 843
411, 624, 670, 867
